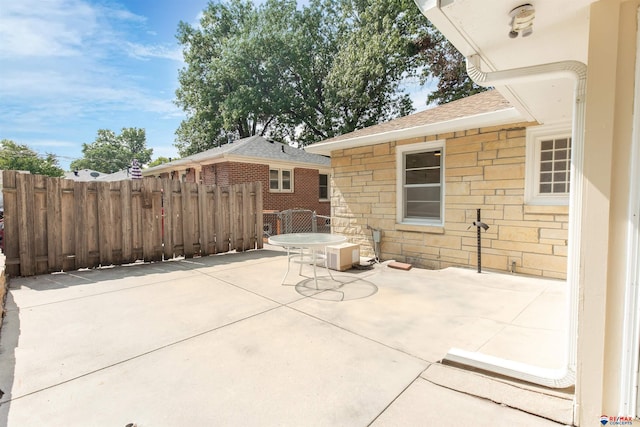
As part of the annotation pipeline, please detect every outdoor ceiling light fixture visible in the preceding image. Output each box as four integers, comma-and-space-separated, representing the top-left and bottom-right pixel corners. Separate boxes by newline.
508, 3, 535, 38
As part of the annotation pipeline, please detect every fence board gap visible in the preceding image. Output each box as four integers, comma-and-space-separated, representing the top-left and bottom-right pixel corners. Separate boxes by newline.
120, 180, 133, 263
46, 177, 63, 272
2, 172, 262, 276
17, 173, 36, 276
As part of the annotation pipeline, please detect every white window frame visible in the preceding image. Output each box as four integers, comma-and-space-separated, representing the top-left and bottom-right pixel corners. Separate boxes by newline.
396, 140, 445, 226
269, 168, 293, 193
319, 173, 330, 201
525, 122, 572, 205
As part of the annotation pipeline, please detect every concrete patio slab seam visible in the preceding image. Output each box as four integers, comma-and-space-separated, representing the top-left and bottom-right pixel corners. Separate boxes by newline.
191, 269, 305, 306
421, 364, 574, 425
284, 303, 434, 365
4, 277, 198, 312
414, 375, 567, 426
366, 372, 424, 426
194, 265, 429, 364
0, 304, 283, 405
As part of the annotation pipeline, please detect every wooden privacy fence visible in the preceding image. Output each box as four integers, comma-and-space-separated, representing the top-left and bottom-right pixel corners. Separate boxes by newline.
2, 171, 263, 277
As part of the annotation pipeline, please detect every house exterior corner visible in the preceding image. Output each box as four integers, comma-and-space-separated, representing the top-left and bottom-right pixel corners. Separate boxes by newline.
330, 120, 569, 279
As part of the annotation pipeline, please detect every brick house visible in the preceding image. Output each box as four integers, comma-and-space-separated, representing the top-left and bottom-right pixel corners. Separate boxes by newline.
307, 90, 570, 279
143, 136, 331, 215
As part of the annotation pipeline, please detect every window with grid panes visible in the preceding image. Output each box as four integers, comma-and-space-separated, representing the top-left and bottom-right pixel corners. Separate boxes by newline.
539, 137, 571, 194
525, 124, 572, 205
269, 168, 293, 192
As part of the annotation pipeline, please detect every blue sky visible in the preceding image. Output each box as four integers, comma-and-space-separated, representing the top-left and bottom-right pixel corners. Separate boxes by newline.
0, 0, 431, 171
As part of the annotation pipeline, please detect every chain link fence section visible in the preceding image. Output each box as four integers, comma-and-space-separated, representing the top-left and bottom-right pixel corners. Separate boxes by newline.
263, 209, 330, 238
314, 213, 331, 234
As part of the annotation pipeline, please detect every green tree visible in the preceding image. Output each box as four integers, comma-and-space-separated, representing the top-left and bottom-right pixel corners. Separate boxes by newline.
321, 0, 419, 139
176, 0, 417, 154
70, 128, 153, 174
413, 26, 487, 104
148, 156, 173, 168
174, 0, 481, 156
0, 139, 64, 177
175, 0, 269, 155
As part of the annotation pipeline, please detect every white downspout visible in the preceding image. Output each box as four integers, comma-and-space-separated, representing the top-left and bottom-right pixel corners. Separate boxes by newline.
443, 55, 587, 389
619, 9, 640, 415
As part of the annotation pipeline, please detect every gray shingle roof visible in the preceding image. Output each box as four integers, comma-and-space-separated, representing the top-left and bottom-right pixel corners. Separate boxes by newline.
95, 169, 135, 181
64, 169, 105, 181
145, 135, 329, 174
314, 90, 512, 145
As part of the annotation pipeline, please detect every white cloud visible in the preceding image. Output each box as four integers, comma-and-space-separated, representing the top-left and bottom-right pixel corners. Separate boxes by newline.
0, 67, 183, 132
0, 0, 185, 133
96, 4, 146, 23
125, 42, 183, 62
0, 0, 113, 58
25, 139, 78, 149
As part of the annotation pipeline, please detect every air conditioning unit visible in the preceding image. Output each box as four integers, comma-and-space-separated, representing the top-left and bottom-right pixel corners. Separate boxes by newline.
326, 243, 360, 271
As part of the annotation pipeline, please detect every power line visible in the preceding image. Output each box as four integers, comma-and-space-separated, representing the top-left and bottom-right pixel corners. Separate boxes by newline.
0, 149, 146, 166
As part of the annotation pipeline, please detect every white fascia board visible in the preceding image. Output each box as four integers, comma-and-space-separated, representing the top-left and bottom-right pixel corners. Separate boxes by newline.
142, 159, 197, 176
220, 154, 330, 172
412, 1, 536, 123
306, 107, 525, 156
414, 0, 477, 58
143, 154, 330, 175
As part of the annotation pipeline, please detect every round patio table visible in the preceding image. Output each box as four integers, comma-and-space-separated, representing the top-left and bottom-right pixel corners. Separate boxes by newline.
268, 233, 347, 288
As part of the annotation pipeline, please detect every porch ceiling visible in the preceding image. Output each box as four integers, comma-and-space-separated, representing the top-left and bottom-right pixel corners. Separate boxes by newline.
415, 0, 595, 125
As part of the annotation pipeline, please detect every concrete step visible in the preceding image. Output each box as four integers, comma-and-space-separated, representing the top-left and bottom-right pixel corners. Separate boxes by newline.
422, 363, 574, 425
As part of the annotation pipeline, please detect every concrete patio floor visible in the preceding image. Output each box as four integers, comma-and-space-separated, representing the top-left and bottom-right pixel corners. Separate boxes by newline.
0, 248, 573, 426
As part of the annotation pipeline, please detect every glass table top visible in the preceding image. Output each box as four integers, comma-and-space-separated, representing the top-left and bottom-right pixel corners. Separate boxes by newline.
268, 233, 347, 248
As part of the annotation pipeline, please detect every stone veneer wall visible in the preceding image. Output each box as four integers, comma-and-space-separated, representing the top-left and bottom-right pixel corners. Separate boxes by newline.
331, 123, 569, 279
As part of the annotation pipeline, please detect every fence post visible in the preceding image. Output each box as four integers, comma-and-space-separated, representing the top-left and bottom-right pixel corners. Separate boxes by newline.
283, 210, 292, 234
2, 173, 264, 277
255, 182, 263, 249
276, 214, 281, 235
312, 211, 318, 233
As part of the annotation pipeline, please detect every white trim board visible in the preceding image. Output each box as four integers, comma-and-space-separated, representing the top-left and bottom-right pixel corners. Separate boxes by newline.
620, 6, 640, 418
306, 108, 524, 156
